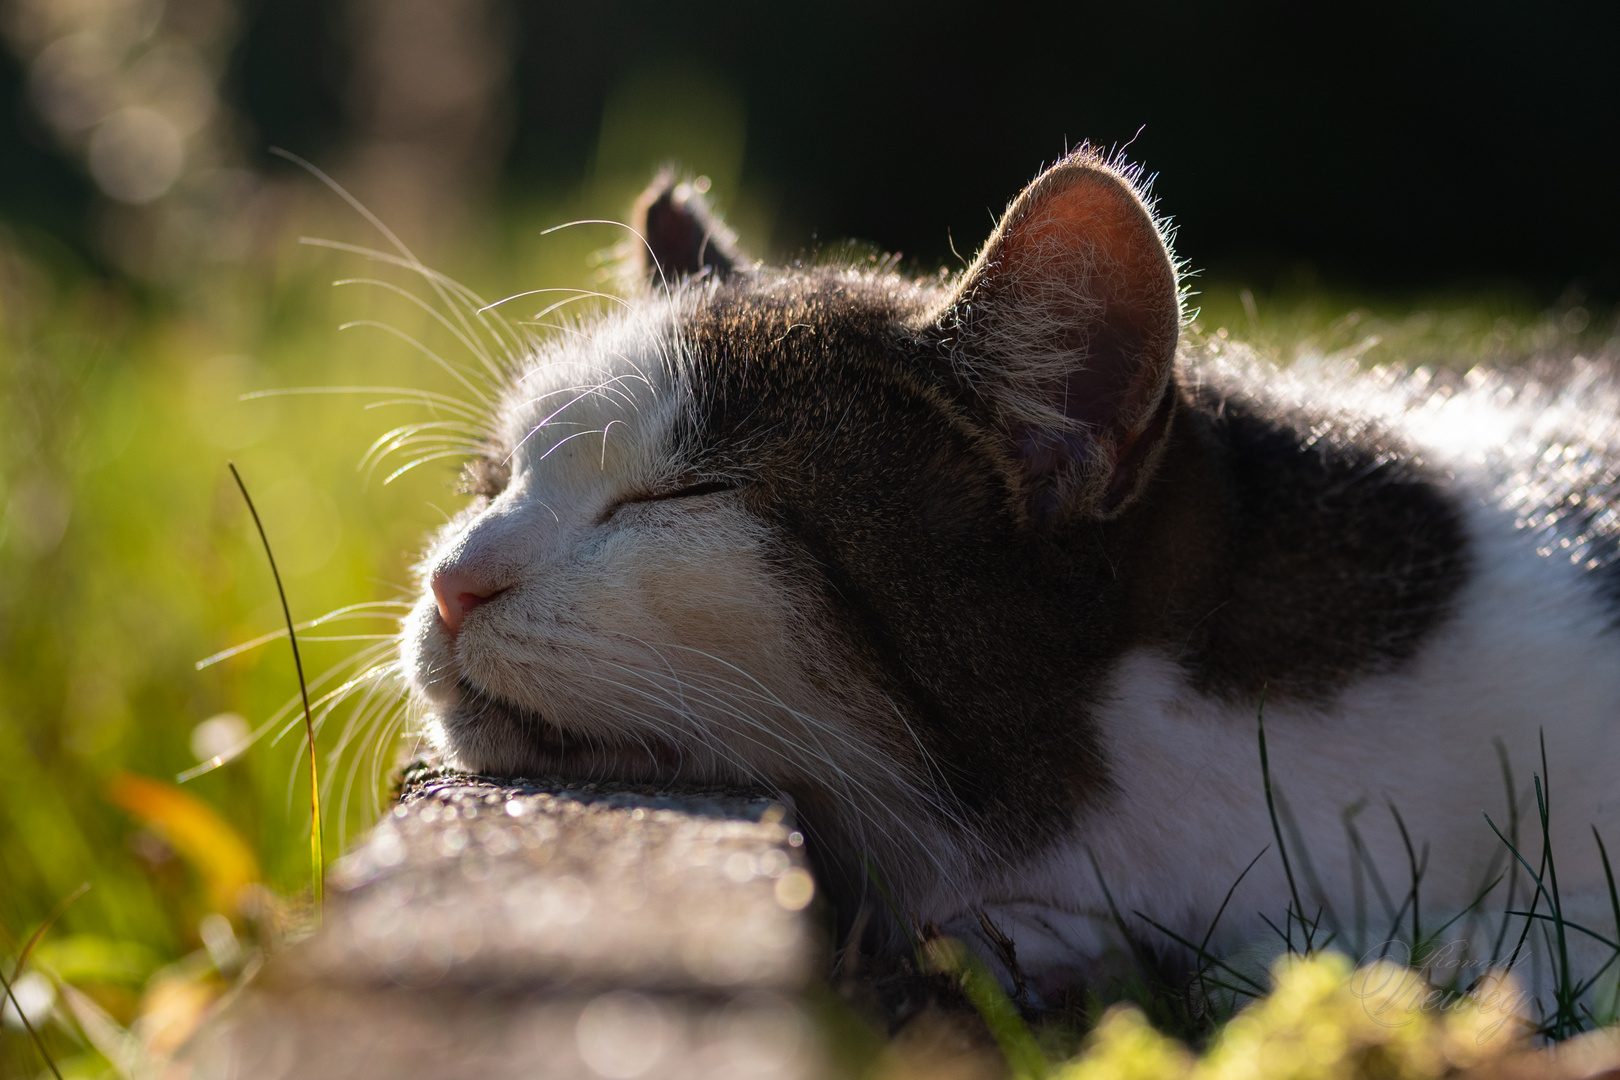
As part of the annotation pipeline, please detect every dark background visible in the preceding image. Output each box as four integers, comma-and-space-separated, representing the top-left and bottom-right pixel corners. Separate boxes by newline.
7, 0, 1619, 297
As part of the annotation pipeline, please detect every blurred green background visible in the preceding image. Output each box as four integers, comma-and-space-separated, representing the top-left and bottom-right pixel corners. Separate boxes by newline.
0, 0, 1616, 1074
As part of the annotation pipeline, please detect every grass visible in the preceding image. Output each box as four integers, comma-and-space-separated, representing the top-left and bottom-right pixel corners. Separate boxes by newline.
224, 462, 324, 912
0, 196, 609, 1075
1, 187, 1617, 1076
2, 882, 87, 1079
870, 697, 1620, 1079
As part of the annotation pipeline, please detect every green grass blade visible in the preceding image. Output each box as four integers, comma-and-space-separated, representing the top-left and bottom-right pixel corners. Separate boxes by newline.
1086, 848, 1162, 979
1272, 785, 1340, 937
1571, 949, 1620, 1002
228, 462, 324, 911
1534, 734, 1575, 1035
1132, 910, 1266, 996
0, 965, 62, 1080
1503, 911, 1619, 951
7, 883, 89, 985
1201, 848, 1269, 957
2, 882, 86, 1080
925, 938, 1048, 1080
1258, 911, 1295, 953
1482, 814, 1546, 983
1595, 827, 1620, 948
1490, 737, 1522, 965
1256, 689, 1309, 951
1344, 809, 1397, 921
1592, 826, 1620, 1019
1427, 872, 1504, 941
1387, 802, 1425, 949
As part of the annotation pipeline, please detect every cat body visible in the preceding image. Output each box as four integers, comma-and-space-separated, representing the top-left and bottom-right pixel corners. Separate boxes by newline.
401, 151, 1620, 999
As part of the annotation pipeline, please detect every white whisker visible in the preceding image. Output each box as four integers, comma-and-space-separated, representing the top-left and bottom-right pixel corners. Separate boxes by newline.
278, 148, 526, 366
582, 648, 969, 882
477, 286, 630, 315
195, 603, 410, 669
337, 320, 492, 403
384, 449, 490, 485
243, 386, 487, 420
333, 278, 501, 375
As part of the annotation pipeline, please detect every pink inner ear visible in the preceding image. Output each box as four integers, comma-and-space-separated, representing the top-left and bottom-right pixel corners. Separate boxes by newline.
633, 178, 739, 282
995, 169, 1179, 440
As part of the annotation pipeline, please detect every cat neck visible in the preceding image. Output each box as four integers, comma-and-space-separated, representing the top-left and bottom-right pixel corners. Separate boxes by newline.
1104, 377, 1470, 705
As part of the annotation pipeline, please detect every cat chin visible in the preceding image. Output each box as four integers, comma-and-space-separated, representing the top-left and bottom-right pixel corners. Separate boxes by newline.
426, 680, 728, 787
404, 615, 708, 784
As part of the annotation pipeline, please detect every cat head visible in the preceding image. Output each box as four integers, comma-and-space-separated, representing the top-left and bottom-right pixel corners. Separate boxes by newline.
400, 147, 1182, 895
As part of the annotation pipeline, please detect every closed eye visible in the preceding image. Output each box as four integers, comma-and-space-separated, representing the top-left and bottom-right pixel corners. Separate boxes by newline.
639, 480, 735, 502
602, 478, 737, 522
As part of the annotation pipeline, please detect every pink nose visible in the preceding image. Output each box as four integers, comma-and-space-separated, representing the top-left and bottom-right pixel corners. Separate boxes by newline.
431, 569, 504, 634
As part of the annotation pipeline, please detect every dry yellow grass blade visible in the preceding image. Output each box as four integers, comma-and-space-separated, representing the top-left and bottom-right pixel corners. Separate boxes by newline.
106, 772, 260, 915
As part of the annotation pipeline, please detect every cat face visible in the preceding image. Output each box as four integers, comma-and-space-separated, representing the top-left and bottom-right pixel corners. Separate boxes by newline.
402, 292, 920, 797
400, 280, 973, 887
401, 152, 1182, 889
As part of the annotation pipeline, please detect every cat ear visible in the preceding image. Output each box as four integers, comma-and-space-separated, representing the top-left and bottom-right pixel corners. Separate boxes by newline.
629, 173, 742, 286
929, 149, 1182, 519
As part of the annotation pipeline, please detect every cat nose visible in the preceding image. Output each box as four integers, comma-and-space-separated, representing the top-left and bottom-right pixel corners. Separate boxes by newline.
431, 569, 504, 634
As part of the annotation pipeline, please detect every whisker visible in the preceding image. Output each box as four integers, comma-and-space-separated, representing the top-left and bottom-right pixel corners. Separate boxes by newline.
580, 656, 959, 879
324, 662, 405, 768
271, 646, 400, 746
302, 241, 532, 366
281, 652, 401, 813
477, 287, 631, 314
182, 639, 392, 784
536, 218, 674, 298
502, 368, 659, 467
297, 238, 491, 310
361, 419, 491, 456
337, 321, 493, 403
275, 149, 524, 365
243, 386, 487, 420
333, 278, 500, 375
328, 674, 408, 837
360, 424, 493, 477
568, 672, 774, 786
530, 291, 624, 324
384, 449, 490, 485
620, 638, 993, 878
195, 603, 410, 669
345, 706, 410, 843
536, 427, 611, 463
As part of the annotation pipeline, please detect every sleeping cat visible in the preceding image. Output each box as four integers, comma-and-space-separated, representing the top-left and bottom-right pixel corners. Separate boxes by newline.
400, 148, 1620, 1002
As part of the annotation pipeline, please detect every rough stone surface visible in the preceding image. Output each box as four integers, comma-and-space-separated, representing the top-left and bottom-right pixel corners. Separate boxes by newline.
174, 771, 828, 1079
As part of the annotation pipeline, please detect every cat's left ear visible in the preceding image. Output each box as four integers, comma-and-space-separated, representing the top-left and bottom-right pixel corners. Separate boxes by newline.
629, 173, 742, 286
927, 149, 1182, 520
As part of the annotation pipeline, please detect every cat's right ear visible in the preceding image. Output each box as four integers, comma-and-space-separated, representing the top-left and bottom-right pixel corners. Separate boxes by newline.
925, 148, 1183, 522
629, 174, 742, 287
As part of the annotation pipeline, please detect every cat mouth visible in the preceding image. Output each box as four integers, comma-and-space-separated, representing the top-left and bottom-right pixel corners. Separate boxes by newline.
447, 678, 687, 780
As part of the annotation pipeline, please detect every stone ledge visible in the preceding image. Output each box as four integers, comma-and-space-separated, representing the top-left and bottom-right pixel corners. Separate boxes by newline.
179, 984, 820, 1080
174, 771, 828, 1079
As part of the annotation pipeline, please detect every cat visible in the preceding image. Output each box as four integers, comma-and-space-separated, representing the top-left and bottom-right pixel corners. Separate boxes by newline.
400, 147, 1620, 1006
